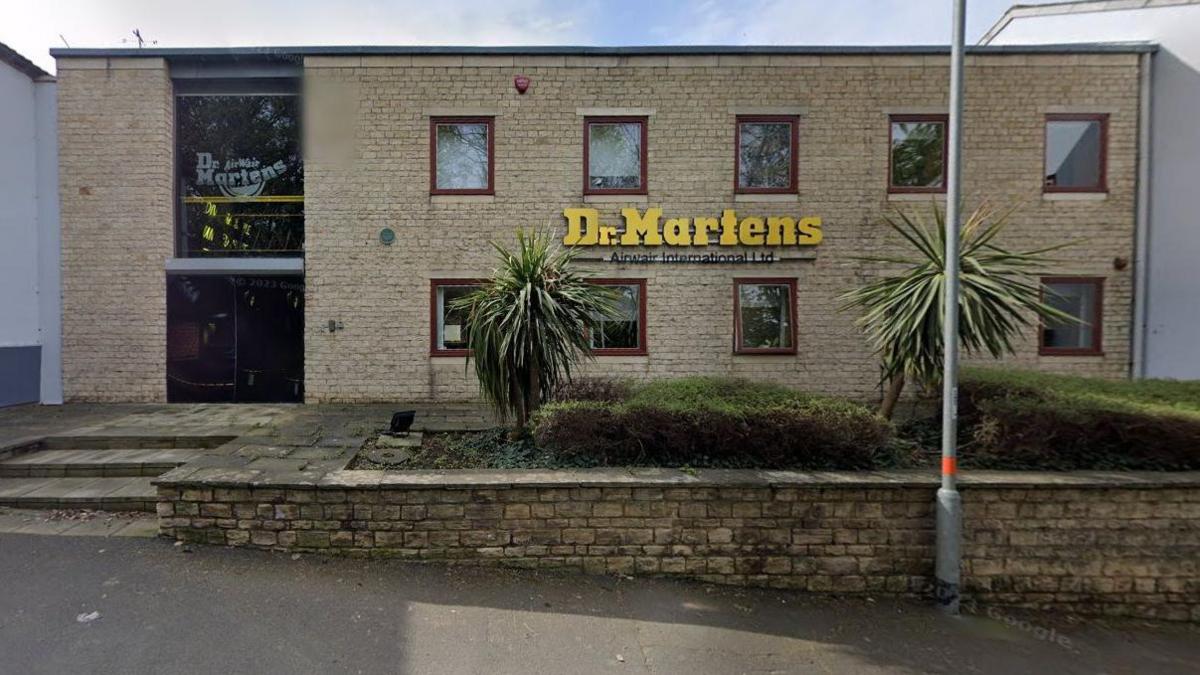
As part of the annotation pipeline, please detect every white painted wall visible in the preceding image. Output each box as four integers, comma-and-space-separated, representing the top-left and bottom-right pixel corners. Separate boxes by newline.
986, 3, 1200, 380
0, 60, 41, 348
36, 78, 62, 404
0, 57, 60, 404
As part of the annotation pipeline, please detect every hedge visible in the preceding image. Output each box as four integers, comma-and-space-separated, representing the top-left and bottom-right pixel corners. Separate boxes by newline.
960, 368, 1200, 471
533, 377, 894, 469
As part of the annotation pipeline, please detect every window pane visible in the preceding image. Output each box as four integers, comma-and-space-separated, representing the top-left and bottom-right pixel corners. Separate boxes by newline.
1043, 282, 1097, 349
1045, 120, 1102, 189
177, 95, 303, 257
890, 120, 945, 188
738, 122, 792, 189
738, 284, 793, 350
167, 275, 304, 403
437, 285, 480, 350
436, 123, 489, 190
588, 122, 641, 189
591, 285, 639, 350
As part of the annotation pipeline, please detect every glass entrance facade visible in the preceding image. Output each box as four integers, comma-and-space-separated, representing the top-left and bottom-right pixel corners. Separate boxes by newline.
168, 90, 304, 402
167, 275, 304, 403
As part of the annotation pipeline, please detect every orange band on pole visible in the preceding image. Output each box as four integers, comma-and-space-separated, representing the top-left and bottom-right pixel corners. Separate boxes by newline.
942, 456, 958, 475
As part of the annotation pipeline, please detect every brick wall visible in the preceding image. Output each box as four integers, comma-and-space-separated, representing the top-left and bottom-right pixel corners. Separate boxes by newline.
962, 486, 1200, 621
156, 471, 1200, 622
302, 53, 1141, 402
54, 51, 1142, 402
57, 57, 173, 402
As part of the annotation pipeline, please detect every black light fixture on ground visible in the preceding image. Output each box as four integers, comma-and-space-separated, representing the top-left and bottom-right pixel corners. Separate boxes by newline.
936, 0, 967, 615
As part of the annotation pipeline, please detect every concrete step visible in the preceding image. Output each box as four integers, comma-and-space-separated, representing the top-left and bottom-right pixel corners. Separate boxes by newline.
0, 477, 158, 512
0, 448, 206, 478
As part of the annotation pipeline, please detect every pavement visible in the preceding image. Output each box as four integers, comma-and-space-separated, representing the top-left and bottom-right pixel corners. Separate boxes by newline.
1, 530, 1197, 675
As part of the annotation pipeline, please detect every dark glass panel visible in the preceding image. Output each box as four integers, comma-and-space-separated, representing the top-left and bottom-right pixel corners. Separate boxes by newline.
176, 95, 303, 257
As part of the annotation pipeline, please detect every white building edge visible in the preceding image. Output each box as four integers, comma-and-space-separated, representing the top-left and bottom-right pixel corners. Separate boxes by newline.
0, 42, 61, 405
982, 0, 1200, 380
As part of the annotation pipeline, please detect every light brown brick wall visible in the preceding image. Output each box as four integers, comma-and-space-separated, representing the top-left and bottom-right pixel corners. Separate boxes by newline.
303, 53, 1141, 403
54, 52, 1141, 403
157, 476, 1200, 622
57, 57, 173, 402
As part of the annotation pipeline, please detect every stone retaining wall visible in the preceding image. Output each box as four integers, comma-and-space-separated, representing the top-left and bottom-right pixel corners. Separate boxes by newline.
155, 470, 1200, 622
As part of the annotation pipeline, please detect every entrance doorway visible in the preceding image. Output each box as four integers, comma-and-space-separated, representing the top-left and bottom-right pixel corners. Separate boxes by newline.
167, 274, 304, 403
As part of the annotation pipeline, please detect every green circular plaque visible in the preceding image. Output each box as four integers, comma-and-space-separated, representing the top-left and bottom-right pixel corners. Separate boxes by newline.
379, 228, 396, 245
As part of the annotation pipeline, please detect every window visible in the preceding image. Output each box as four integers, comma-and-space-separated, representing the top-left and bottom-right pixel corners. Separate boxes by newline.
176, 94, 303, 257
584, 116, 647, 195
888, 114, 947, 193
167, 275, 305, 403
590, 279, 647, 355
431, 280, 484, 355
1044, 114, 1107, 192
736, 116, 798, 193
734, 278, 797, 354
1040, 277, 1103, 355
430, 117, 494, 194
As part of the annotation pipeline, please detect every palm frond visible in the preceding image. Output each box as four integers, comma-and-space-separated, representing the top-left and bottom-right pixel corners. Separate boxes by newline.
451, 228, 621, 426
840, 203, 1077, 385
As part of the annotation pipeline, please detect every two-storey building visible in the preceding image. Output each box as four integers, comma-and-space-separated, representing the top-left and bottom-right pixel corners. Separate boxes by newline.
50, 44, 1152, 403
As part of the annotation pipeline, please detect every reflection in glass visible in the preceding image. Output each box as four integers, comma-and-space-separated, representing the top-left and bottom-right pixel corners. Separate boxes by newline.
167, 275, 304, 402
436, 123, 490, 190
591, 285, 640, 350
1043, 282, 1097, 350
588, 122, 642, 190
437, 285, 481, 351
738, 122, 792, 189
890, 120, 945, 188
1045, 120, 1102, 189
738, 284, 793, 350
176, 95, 303, 257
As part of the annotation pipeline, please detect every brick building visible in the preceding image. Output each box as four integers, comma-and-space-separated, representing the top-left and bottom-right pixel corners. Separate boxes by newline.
50, 44, 1152, 404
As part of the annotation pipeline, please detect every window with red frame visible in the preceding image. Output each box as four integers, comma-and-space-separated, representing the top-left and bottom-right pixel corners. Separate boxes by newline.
736, 115, 798, 193
584, 116, 647, 195
430, 279, 484, 355
888, 114, 947, 193
1044, 114, 1107, 193
734, 278, 797, 354
590, 279, 647, 355
430, 117, 493, 195
1040, 277, 1103, 356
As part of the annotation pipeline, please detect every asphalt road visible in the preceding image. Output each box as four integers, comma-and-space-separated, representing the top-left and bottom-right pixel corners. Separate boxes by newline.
0, 533, 1196, 675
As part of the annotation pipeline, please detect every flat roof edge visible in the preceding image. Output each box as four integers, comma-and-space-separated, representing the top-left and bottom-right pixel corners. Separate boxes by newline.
49, 42, 1159, 60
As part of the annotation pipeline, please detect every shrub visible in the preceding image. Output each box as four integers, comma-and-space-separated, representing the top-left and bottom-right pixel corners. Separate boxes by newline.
960, 368, 1200, 470
533, 377, 894, 469
552, 377, 633, 403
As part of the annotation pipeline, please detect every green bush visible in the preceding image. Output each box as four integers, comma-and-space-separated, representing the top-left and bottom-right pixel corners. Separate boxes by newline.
960, 368, 1200, 470
532, 377, 895, 469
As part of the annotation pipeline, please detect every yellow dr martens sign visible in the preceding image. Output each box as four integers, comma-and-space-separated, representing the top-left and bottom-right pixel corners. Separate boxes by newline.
563, 207, 822, 248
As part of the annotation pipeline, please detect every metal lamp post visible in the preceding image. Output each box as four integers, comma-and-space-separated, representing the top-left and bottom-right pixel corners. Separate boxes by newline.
936, 0, 967, 615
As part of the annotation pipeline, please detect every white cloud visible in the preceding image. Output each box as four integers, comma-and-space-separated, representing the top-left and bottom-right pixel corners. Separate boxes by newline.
0, 0, 599, 72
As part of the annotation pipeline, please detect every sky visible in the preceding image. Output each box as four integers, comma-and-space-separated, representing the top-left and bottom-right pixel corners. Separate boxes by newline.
1, 0, 1063, 74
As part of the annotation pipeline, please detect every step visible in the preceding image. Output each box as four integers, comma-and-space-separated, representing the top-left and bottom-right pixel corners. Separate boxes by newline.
0, 448, 207, 478
0, 477, 158, 512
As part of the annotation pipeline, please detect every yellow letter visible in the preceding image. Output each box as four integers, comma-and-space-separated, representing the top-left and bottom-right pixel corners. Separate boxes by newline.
663, 218, 692, 246
766, 216, 796, 246
738, 217, 766, 246
693, 217, 718, 246
620, 208, 664, 246
563, 208, 600, 246
599, 225, 619, 245
796, 216, 823, 245
719, 209, 739, 246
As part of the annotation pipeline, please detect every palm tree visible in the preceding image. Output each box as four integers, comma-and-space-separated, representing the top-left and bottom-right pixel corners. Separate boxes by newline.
453, 229, 620, 433
840, 202, 1076, 419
